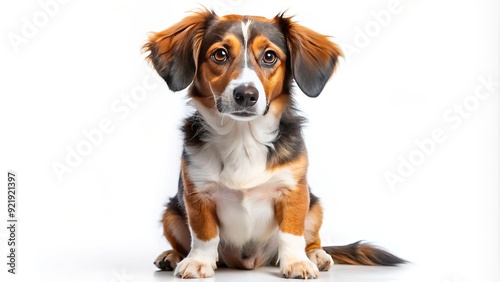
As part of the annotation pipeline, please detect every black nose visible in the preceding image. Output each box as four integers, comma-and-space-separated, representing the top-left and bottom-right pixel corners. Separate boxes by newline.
233, 85, 259, 107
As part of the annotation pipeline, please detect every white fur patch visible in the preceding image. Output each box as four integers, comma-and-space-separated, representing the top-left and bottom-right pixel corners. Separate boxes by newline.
278, 231, 319, 278
189, 234, 219, 264
241, 20, 252, 67
278, 231, 310, 265
174, 235, 219, 278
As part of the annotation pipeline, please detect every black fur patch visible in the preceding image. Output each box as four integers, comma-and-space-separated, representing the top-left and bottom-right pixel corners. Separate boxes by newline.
167, 174, 187, 221
309, 192, 319, 209
266, 100, 307, 167
181, 112, 207, 148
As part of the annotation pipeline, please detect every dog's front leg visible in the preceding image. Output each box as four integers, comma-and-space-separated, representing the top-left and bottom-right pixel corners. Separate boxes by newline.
275, 177, 319, 279
174, 162, 219, 278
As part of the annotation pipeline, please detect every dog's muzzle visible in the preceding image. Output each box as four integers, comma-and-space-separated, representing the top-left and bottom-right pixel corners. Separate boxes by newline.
215, 83, 270, 119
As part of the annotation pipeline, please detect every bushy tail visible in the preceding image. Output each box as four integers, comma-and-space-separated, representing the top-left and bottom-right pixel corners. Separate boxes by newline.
323, 241, 407, 266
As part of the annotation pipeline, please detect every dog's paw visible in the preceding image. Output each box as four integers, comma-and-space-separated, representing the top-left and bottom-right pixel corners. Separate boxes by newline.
154, 250, 183, 271
282, 260, 319, 279
174, 257, 216, 278
306, 249, 334, 271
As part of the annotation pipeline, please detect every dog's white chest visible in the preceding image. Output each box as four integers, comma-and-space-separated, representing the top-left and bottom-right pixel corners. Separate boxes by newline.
187, 117, 279, 190
216, 134, 269, 189
187, 140, 268, 190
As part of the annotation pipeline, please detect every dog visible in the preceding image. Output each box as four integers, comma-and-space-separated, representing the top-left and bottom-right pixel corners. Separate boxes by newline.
143, 9, 405, 279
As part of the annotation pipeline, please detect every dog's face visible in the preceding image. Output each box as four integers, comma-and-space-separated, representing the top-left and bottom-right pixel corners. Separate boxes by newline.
195, 16, 287, 120
144, 10, 343, 121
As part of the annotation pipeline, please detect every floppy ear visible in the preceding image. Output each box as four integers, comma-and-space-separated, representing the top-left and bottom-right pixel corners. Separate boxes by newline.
143, 10, 215, 91
276, 14, 343, 97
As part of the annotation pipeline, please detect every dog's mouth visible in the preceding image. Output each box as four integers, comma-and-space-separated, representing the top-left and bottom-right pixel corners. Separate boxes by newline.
224, 110, 258, 121
230, 111, 256, 117
216, 98, 258, 119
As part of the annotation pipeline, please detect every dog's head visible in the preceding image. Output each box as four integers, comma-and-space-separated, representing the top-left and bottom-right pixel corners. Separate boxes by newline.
144, 9, 343, 121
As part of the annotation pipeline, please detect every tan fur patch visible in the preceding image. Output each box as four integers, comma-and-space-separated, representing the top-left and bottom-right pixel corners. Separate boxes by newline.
249, 35, 288, 103
305, 202, 324, 251
274, 175, 310, 236
162, 209, 190, 256
181, 160, 219, 241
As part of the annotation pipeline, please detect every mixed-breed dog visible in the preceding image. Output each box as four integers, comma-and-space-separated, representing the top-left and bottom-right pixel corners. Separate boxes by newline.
143, 9, 406, 279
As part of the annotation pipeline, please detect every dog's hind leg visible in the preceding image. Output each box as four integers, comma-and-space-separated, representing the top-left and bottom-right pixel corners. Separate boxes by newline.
304, 196, 334, 271
154, 194, 191, 271
155, 249, 183, 271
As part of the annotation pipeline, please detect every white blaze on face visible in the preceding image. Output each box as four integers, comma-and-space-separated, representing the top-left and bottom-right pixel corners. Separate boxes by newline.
241, 20, 251, 68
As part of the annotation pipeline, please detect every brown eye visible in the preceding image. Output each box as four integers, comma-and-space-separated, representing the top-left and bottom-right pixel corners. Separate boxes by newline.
212, 48, 228, 63
262, 50, 277, 66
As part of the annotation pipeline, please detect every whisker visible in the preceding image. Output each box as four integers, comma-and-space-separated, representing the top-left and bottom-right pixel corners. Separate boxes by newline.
221, 112, 226, 127
208, 82, 226, 127
208, 82, 218, 108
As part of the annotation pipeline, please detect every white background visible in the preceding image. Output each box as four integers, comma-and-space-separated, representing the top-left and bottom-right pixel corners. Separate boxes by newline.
0, 0, 498, 281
